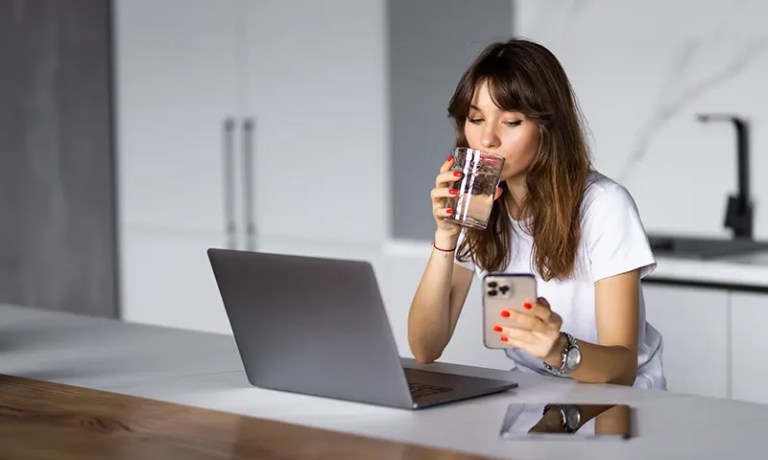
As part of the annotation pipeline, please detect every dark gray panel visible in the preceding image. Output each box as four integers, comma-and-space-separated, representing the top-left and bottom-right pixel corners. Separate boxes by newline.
0, 0, 117, 318
388, 0, 513, 240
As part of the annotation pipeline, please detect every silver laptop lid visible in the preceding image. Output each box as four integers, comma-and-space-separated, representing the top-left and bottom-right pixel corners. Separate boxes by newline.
208, 249, 414, 408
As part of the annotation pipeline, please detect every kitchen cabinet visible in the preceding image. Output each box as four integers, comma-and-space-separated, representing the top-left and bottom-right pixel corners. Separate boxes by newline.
115, 0, 242, 330
643, 283, 730, 398
730, 291, 768, 404
116, 0, 387, 243
115, 0, 388, 328
120, 230, 230, 333
115, 0, 241, 235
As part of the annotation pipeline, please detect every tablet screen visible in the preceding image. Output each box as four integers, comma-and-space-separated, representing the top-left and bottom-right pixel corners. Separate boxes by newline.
500, 403, 631, 440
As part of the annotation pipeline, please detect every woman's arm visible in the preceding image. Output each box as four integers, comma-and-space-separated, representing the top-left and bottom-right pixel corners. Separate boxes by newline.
407, 240, 474, 363
543, 269, 640, 385
494, 268, 641, 386
408, 154, 486, 363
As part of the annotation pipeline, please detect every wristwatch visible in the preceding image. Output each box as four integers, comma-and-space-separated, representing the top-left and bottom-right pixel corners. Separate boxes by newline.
543, 332, 581, 376
543, 404, 582, 433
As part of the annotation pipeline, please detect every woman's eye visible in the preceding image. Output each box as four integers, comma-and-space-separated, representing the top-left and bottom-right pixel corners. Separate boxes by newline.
468, 118, 483, 125
504, 120, 523, 127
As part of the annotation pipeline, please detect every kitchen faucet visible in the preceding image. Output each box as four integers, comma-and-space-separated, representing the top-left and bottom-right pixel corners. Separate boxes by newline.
696, 113, 753, 240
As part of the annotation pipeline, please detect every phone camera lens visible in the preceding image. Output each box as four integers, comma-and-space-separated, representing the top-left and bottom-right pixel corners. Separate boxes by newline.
499, 285, 510, 294
488, 290, 497, 296
488, 281, 498, 288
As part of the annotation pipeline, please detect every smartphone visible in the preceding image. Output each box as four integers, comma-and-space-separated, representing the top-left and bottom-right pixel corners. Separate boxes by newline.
482, 273, 537, 349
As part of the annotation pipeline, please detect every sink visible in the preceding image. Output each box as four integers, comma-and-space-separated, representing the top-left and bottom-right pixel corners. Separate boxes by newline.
648, 234, 768, 259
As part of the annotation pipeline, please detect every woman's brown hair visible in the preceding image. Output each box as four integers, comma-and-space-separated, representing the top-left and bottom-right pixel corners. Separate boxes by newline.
449, 38, 592, 280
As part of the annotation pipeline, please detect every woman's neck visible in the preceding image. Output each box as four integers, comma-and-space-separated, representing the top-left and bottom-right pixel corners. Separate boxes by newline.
504, 176, 528, 220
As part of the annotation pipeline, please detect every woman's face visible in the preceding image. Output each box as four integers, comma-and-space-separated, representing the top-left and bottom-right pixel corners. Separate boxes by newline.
463, 80, 540, 183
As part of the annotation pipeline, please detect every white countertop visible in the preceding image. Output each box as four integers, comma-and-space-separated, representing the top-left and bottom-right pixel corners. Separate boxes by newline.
650, 251, 768, 288
2, 303, 768, 459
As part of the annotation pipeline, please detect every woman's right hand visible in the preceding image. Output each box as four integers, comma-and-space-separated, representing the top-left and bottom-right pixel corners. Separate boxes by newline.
431, 156, 463, 238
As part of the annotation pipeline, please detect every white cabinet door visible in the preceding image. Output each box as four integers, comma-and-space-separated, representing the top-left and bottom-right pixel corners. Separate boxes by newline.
643, 283, 729, 398
114, 0, 241, 234
730, 291, 768, 404
115, 0, 243, 328
244, 0, 388, 244
121, 229, 231, 334
116, 0, 391, 329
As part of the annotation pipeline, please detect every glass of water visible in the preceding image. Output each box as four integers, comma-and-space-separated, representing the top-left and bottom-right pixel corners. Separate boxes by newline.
444, 147, 505, 230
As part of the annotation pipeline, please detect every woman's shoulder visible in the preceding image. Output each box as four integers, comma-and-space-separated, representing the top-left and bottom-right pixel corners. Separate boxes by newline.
578, 172, 656, 281
581, 171, 638, 213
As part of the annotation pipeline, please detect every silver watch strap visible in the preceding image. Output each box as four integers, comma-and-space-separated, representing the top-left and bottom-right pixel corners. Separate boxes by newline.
543, 332, 578, 376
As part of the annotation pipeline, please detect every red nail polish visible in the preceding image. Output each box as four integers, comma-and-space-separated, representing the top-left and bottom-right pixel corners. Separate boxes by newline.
453, 171, 462, 177
500, 310, 510, 318
449, 189, 458, 195
501, 336, 508, 342
447, 155, 454, 161
493, 325, 502, 332
523, 302, 532, 310
445, 209, 453, 215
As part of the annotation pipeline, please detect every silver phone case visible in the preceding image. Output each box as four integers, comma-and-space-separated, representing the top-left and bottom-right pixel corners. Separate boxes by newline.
482, 273, 537, 349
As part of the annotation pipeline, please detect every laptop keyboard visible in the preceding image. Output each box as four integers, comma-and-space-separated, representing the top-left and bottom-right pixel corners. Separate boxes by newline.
408, 382, 452, 399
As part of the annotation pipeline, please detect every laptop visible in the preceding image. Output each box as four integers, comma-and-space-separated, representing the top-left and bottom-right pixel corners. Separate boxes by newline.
207, 249, 518, 410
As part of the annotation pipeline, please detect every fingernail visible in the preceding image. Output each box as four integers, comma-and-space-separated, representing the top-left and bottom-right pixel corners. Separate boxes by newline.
445, 209, 453, 215
448, 189, 458, 195
523, 302, 532, 310
493, 325, 503, 332
453, 171, 462, 177
500, 310, 510, 318
501, 336, 508, 342
447, 155, 454, 161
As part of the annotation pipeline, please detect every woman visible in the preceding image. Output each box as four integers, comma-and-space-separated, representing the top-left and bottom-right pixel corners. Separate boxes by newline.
407, 38, 665, 389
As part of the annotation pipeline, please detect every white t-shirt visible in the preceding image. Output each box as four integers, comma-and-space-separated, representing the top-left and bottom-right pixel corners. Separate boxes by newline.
454, 172, 666, 390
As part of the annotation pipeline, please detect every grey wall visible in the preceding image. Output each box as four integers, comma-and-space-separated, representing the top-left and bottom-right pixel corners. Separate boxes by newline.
388, 0, 513, 240
0, 0, 117, 317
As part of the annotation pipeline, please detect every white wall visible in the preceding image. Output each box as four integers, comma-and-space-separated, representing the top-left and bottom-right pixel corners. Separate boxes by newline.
513, 0, 768, 239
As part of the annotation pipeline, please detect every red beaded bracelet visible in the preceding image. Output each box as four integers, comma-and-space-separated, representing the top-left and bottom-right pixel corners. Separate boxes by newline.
432, 241, 456, 253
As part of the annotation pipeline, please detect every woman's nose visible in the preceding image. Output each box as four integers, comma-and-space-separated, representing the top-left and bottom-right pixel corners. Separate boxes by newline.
481, 127, 501, 149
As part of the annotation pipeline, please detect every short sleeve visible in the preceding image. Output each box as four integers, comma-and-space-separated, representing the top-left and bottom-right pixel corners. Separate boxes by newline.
453, 229, 476, 274
582, 183, 656, 282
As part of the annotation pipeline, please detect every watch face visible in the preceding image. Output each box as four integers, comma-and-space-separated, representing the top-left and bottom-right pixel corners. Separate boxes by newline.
565, 347, 582, 369
563, 406, 581, 430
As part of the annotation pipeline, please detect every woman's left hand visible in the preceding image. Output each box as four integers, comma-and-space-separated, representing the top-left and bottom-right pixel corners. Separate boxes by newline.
492, 297, 564, 361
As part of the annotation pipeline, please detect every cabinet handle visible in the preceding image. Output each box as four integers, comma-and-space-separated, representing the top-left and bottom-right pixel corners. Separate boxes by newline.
222, 118, 237, 249
242, 118, 256, 251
